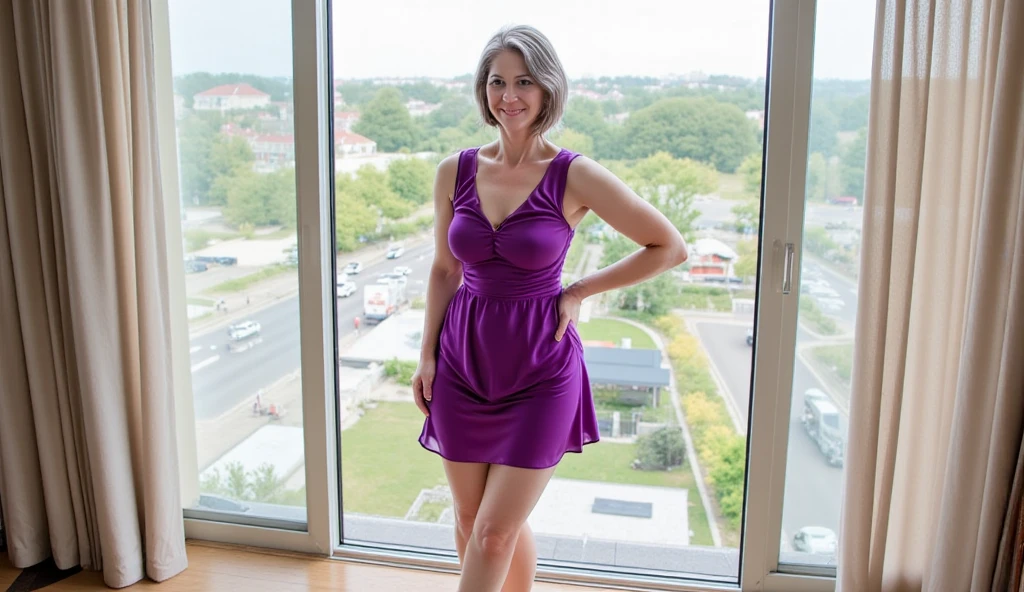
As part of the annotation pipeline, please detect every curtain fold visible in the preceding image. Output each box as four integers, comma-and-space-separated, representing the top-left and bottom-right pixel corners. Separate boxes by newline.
838, 1, 1024, 591
0, 0, 187, 587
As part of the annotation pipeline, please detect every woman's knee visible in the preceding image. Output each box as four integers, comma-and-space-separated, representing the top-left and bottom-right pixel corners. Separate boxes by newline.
453, 504, 478, 537
472, 521, 520, 558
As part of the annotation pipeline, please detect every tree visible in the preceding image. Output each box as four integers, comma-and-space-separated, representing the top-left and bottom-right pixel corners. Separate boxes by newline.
733, 239, 758, 281
426, 97, 474, 131
621, 152, 717, 238
223, 168, 296, 227
206, 136, 256, 205
736, 153, 762, 196
387, 157, 434, 205
335, 174, 380, 252
621, 97, 758, 172
549, 128, 594, 156
177, 112, 223, 205
349, 165, 413, 220
636, 427, 686, 470
808, 101, 840, 157
353, 87, 419, 153
731, 200, 760, 235
839, 127, 868, 201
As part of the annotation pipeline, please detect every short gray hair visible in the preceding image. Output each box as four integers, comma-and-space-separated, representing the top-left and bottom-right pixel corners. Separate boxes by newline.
474, 25, 568, 136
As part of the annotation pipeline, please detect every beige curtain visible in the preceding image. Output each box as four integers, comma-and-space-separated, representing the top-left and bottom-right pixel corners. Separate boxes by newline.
838, 0, 1024, 591
0, 1, 187, 588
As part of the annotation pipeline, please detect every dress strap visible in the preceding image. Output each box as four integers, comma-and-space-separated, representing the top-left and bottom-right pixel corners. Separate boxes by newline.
451, 148, 479, 206
538, 148, 580, 216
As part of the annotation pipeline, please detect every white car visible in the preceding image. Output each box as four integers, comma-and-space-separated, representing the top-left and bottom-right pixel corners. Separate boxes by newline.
337, 281, 357, 298
792, 526, 837, 555
393, 265, 412, 276
227, 320, 261, 341
343, 261, 363, 275
386, 246, 405, 259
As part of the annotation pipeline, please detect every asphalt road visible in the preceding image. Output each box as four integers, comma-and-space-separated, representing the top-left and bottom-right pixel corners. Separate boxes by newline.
695, 321, 845, 553
188, 241, 435, 419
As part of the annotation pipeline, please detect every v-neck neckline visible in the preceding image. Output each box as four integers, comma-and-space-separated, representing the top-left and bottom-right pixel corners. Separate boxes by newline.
472, 148, 564, 232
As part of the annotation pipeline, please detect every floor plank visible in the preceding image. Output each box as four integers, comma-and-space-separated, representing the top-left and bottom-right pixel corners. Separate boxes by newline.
0, 541, 609, 591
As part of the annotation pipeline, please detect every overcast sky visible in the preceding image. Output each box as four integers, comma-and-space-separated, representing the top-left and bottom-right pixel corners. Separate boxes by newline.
168, 1, 876, 81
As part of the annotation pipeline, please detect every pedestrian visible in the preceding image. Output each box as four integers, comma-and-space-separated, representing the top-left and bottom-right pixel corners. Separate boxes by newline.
353, 316, 361, 335
411, 25, 688, 592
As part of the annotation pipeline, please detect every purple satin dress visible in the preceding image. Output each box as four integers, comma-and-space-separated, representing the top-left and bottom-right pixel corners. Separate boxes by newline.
418, 147, 600, 469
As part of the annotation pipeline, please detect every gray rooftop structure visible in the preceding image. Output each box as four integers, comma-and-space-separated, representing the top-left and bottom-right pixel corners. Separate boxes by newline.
583, 346, 670, 389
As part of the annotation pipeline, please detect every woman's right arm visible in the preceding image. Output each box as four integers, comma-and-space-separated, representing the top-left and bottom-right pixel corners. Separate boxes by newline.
412, 154, 463, 415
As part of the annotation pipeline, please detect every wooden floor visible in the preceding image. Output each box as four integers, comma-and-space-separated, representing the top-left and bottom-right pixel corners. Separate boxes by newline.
0, 541, 609, 591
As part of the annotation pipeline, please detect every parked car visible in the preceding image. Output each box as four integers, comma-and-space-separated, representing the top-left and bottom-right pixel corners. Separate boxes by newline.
746, 327, 754, 346
343, 261, 363, 275
337, 281, 357, 298
792, 526, 837, 554
386, 246, 405, 259
227, 320, 261, 341
184, 260, 208, 273
194, 255, 238, 266
393, 265, 412, 275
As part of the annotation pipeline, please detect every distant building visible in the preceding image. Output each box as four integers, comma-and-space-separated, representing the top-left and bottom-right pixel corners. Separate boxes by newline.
335, 111, 360, 132
335, 130, 376, 155
689, 238, 738, 279
193, 83, 271, 112
405, 99, 440, 117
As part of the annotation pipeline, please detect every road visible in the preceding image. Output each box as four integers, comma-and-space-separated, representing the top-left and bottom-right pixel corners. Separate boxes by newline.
188, 241, 435, 419
694, 200, 861, 234
695, 322, 844, 545
802, 257, 859, 327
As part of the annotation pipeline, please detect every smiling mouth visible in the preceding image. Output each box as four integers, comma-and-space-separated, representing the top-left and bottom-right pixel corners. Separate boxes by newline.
502, 108, 525, 116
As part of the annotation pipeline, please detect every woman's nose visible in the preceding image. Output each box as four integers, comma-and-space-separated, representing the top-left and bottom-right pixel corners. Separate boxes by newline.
503, 90, 518, 103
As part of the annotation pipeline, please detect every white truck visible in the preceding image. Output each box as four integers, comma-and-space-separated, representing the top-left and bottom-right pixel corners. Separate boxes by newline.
363, 280, 406, 323
801, 388, 846, 467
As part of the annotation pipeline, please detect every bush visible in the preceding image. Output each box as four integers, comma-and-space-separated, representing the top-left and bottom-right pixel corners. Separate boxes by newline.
199, 461, 304, 506
636, 427, 686, 470
383, 358, 418, 385
799, 296, 840, 335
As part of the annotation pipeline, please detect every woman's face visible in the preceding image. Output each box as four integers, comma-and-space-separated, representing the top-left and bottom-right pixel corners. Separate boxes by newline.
486, 50, 545, 134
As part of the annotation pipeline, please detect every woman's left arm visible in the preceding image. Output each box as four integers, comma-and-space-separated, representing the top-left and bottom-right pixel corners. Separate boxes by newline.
554, 156, 689, 341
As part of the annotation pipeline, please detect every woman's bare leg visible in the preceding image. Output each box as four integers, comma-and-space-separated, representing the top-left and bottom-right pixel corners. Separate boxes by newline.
443, 460, 538, 591
442, 460, 490, 564
457, 464, 555, 592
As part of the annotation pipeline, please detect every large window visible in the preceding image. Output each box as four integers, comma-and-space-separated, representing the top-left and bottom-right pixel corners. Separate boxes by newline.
164, 0, 308, 526
154, 0, 873, 589
778, 0, 875, 568
331, 1, 770, 583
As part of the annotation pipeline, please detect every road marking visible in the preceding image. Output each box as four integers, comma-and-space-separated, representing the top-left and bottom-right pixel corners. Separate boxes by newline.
191, 355, 220, 373
190, 345, 202, 354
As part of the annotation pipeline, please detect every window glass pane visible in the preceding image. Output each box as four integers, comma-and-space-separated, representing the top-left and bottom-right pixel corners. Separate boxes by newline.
167, 0, 307, 521
779, 0, 876, 567
333, 1, 770, 581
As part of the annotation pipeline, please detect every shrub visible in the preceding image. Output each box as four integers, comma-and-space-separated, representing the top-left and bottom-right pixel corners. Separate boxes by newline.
636, 427, 686, 470
383, 358, 418, 385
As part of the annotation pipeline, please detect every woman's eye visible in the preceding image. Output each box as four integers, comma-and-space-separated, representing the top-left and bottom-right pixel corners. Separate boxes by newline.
519, 80, 533, 86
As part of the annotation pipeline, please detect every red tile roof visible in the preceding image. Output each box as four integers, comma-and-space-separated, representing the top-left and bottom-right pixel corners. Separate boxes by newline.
196, 83, 269, 97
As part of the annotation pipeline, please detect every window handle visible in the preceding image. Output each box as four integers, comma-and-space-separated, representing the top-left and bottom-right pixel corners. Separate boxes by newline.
782, 242, 795, 294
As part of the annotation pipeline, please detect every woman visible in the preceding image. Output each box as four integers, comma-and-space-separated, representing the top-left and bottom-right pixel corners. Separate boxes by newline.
413, 25, 688, 592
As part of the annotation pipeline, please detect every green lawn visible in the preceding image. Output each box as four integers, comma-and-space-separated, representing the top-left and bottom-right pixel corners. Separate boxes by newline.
341, 401, 714, 546
341, 402, 446, 517
576, 317, 656, 349
201, 264, 296, 296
